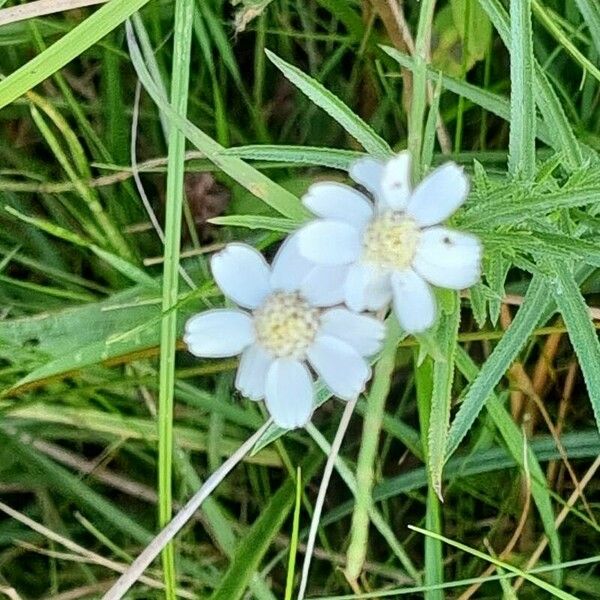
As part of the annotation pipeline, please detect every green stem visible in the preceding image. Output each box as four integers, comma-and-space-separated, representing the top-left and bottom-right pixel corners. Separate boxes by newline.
157, 0, 194, 596
345, 319, 401, 582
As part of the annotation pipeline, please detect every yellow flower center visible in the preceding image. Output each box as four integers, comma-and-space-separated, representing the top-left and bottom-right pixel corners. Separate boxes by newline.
362, 213, 420, 270
253, 292, 320, 358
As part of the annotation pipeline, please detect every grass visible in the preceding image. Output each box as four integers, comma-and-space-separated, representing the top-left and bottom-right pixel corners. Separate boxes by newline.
0, 0, 599, 598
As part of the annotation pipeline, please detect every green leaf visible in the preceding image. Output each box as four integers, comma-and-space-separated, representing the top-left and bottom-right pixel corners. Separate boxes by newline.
428, 292, 460, 499
0, 0, 152, 110
455, 347, 562, 584
446, 275, 549, 458
477, 0, 584, 170
508, 0, 536, 180
223, 145, 363, 170
551, 263, 600, 434
209, 215, 302, 232
265, 50, 392, 158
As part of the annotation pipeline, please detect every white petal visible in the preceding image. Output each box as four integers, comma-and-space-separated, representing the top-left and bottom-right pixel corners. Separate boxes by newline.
413, 227, 482, 289
184, 309, 255, 357
344, 262, 392, 312
270, 233, 315, 292
235, 343, 273, 401
211, 243, 271, 309
381, 151, 412, 211
301, 264, 349, 307
296, 219, 361, 266
320, 308, 385, 356
265, 358, 314, 429
302, 182, 373, 229
307, 334, 371, 400
390, 270, 436, 333
349, 157, 385, 202
405, 162, 469, 227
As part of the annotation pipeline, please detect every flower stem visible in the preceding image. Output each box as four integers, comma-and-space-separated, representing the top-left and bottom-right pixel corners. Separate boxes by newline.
345, 319, 401, 582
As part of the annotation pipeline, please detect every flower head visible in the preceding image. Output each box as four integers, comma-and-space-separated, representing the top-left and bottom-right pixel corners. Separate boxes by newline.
295, 152, 482, 332
184, 242, 384, 429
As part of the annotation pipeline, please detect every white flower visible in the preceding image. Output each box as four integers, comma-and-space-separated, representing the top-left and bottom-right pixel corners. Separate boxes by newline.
183, 241, 385, 429
295, 152, 482, 333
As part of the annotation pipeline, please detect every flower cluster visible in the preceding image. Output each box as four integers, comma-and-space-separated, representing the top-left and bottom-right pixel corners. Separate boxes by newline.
184, 152, 482, 428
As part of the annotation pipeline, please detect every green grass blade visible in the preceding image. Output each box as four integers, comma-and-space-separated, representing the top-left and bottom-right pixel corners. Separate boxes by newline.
409, 526, 578, 599
408, 0, 436, 177
265, 49, 392, 158
284, 468, 302, 600
0, 0, 151, 110
508, 0, 536, 180
222, 145, 363, 169
446, 275, 548, 458
478, 0, 584, 170
154, 0, 195, 595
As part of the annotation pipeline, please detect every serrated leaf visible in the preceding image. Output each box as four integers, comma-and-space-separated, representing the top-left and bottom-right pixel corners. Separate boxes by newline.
428, 293, 460, 500
551, 262, 600, 434
446, 275, 549, 458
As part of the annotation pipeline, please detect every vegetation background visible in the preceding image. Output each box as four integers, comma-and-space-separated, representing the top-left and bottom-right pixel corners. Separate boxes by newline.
0, 0, 599, 598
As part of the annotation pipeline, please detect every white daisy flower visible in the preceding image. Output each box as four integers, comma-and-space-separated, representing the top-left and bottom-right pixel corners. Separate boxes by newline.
295, 152, 482, 333
183, 241, 385, 429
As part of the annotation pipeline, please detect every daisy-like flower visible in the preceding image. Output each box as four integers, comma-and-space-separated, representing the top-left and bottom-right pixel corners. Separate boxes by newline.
295, 152, 482, 333
183, 242, 385, 429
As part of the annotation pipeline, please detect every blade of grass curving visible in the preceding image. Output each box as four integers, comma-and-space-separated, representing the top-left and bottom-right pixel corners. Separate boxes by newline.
155, 0, 195, 596
454, 346, 562, 584
345, 320, 401, 582
421, 74, 443, 172
508, 0, 536, 180
446, 275, 549, 459
126, 23, 306, 220
0, 0, 151, 110
265, 49, 392, 158
551, 264, 600, 434
409, 526, 578, 599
